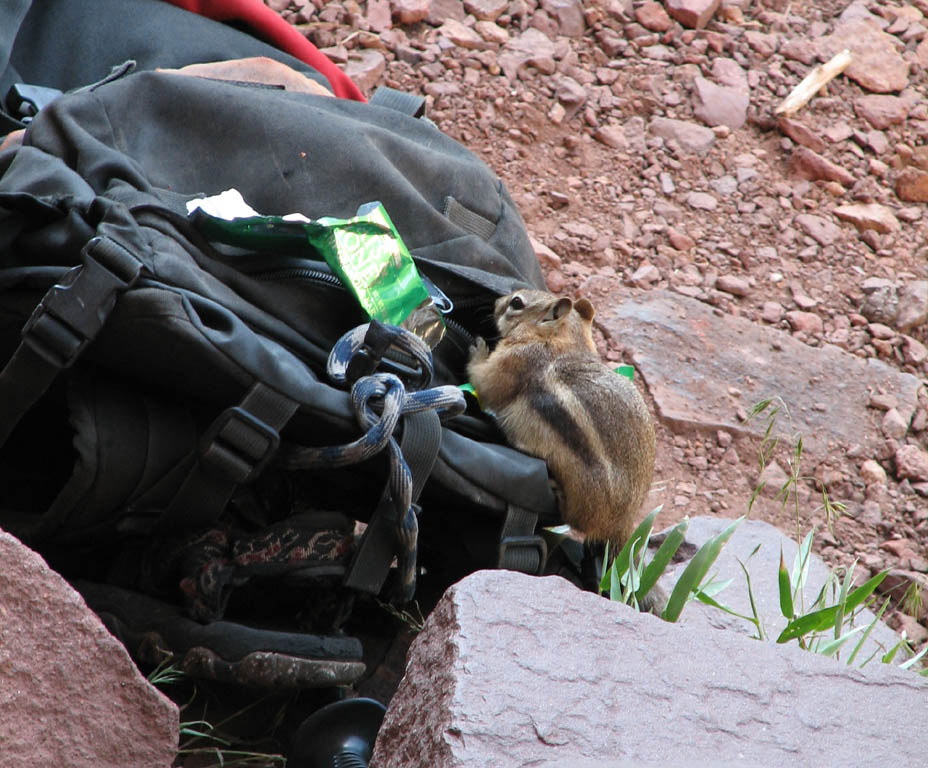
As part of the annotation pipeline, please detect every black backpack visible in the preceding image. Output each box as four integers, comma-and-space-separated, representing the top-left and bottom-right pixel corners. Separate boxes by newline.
0, 0, 566, 622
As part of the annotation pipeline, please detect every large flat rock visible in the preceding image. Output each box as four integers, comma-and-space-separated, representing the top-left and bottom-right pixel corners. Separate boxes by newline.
371, 570, 928, 767
0, 530, 179, 768
602, 290, 921, 453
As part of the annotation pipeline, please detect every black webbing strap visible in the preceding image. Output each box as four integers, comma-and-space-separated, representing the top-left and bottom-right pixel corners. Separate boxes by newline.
0, 235, 142, 448
369, 86, 426, 118
498, 504, 547, 575
343, 408, 441, 594
443, 196, 496, 241
155, 381, 299, 533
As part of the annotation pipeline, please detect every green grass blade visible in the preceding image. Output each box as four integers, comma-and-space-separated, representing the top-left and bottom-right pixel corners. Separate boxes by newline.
778, 547, 793, 620
697, 577, 733, 598
834, 561, 857, 640
599, 541, 611, 594
614, 506, 661, 574
817, 626, 865, 658
791, 529, 814, 596
695, 589, 757, 624
847, 596, 890, 667
899, 644, 928, 670
777, 570, 888, 643
637, 517, 688, 600
662, 517, 743, 623
882, 638, 907, 665
737, 558, 765, 641
609, 557, 621, 601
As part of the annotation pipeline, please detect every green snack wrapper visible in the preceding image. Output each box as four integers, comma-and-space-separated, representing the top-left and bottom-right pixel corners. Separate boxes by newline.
188, 193, 445, 347
615, 365, 635, 381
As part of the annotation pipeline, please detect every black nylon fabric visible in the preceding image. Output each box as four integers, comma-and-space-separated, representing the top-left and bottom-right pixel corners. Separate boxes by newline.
7, 0, 333, 95
0, 66, 558, 543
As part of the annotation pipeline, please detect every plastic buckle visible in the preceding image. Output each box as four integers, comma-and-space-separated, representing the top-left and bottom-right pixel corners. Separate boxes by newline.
200, 406, 281, 483
6, 83, 63, 123
498, 535, 548, 576
20, 237, 139, 368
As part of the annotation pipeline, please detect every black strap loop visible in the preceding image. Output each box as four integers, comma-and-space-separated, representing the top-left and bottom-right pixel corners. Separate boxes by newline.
498, 504, 546, 575
154, 381, 299, 533
343, 409, 442, 596
0, 235, 142, 448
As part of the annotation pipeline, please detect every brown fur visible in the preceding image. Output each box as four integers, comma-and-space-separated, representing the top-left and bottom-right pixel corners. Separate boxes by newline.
468, 290, 656, 549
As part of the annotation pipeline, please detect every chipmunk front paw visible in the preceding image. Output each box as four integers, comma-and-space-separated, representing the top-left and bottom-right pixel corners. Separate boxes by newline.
470, 336, 489, 363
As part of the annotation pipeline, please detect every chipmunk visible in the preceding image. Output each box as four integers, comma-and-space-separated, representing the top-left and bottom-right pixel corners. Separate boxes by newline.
468, 290, 661, 610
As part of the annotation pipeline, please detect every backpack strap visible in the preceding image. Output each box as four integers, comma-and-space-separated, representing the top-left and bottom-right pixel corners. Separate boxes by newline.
369, 86, 426, 118
0, 234, 142, 447
0, 0, 30, 134
342, 408, 441, 596
498, 504, 547, 575
154, 380, 299, 533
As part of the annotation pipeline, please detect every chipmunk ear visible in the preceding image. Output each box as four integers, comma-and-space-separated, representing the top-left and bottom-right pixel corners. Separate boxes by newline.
574, 298, 595, 323
544, 297, 573, 323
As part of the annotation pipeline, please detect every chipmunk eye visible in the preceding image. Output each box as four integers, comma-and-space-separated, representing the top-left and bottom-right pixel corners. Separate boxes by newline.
509, 295, 525, 310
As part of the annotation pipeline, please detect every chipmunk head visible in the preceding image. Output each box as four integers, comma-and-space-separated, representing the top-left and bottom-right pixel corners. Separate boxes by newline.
495, 290, 596, 349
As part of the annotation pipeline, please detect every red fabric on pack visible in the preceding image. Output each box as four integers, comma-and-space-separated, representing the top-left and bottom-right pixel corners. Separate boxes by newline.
163, 0, 365, 101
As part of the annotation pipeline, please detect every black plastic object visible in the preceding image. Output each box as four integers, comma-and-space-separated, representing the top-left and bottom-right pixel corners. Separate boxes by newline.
288, 698, 387, 768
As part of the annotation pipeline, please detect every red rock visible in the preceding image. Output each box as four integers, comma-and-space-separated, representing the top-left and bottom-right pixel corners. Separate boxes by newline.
371, 568, 926, 768
463, 0, 507, 22
539, 0, 586, 37
789, 147, 855, 187
917, 37, 928, 68
824, 122, 854, 143
860, 459, 887, 485
0, 530, 178, 766
545, 270, 567, 293
437, 19, 486, 49
607, 291, 920, 453
744, 30, 778, 59
390, 0, 431, 24
895, 167, 928, 202
896, 444, 928, 482
593, 124, 628, 150
366, 0, 393, 32
343, 49, 386, 94
889, 612, 928, 645
777, 117, 826, 153
855, 95, 912, 130
427, 0, 466, 24
665, 0, 720, 29
795, 213, 843, 246
785, 310, 824, 335
716, 274, 750, 297
687, 191, 718, 210
499, 28, 557, 81
834, 203, 900, 233
692, 77, 748, 129
635, 1, 672, 31
896, 281, 928, 331
649, 117, 716, 154
902, 335, 928, 365
631, 262, 661, 286
780, 38, 817, 65
474, 20, 508, 43
868, 323, 895, 340
668, 229, 695, 250
818, 19, 910, 94
762, 301, 784, 323
882, 408, 909, 440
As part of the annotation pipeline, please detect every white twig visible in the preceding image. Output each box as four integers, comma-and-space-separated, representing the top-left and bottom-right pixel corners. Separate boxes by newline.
774, 49, 853, 117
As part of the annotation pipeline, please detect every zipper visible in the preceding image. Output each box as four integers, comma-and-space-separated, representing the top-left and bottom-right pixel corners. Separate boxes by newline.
250, 263, 477, 351
250, 265, 344, 288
